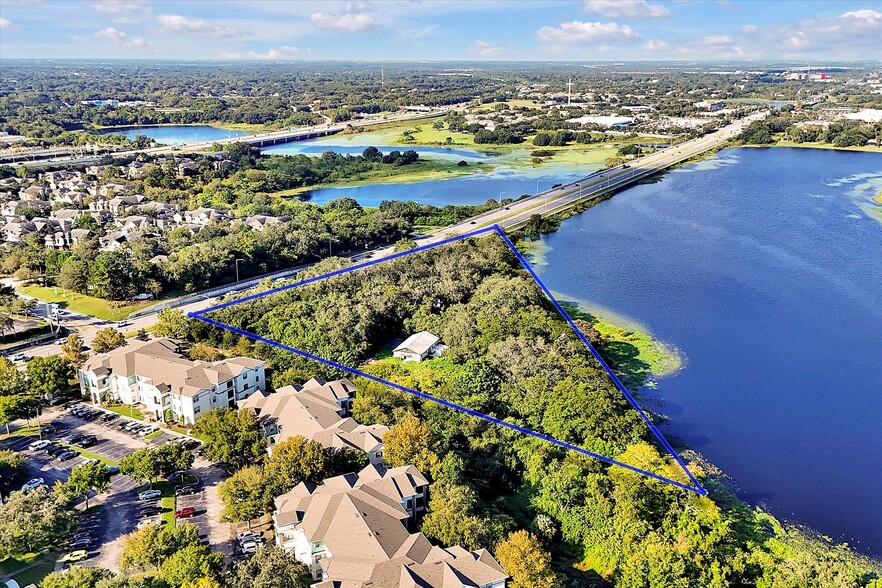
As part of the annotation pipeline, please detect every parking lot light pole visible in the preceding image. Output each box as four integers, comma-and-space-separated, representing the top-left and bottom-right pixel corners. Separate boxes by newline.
235, 258, 244, 284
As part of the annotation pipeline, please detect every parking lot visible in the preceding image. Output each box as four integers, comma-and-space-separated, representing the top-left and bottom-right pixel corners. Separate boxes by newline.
1, 403, 233, 572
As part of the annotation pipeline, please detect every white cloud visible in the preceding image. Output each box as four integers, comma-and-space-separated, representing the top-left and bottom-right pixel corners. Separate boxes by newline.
94, 27, 152, 48
637, 8, 881, 60
247, 46, 300, 59
113, 16, 141, 25
157, 14, 242, 37
220, 52, 242, 59
310, 11, 381, 32
642, 39, 670, 51
536, 21, 639, 45
93, 0, 150, 14
699, 34, 732, 46
469, 40, 508, 57
583, 0, 671, 19
0, 17, 12, 30
732, 8, 882, 57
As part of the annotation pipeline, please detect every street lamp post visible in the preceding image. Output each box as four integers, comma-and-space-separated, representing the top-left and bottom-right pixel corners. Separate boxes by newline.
235, 258, 244, 283
499, 191, 505, 202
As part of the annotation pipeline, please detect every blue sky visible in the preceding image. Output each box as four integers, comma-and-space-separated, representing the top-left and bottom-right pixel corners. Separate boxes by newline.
1, 0, 880, 61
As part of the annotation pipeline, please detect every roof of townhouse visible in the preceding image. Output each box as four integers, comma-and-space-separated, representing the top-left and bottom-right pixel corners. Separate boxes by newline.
357, 546, 508, 588
81, 337, 263, 398
276, 464, 505, 588
312, 421, 388, 455
238, 378, 370, 448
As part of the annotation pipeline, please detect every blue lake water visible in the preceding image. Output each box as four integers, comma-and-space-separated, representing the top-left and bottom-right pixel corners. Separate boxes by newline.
100, 125, 247, 145
534, 147, 882, 554
295, 167, 585, 207
262, 141, 490, 162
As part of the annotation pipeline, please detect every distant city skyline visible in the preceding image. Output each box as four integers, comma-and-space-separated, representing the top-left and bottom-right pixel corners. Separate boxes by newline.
0, 0, 880, 61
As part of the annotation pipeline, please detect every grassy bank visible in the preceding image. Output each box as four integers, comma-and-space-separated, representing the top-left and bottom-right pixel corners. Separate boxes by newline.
770, 140, 882, 153
17, 285, 160, 321
273, 159, 491, 196
556, 297, 683, 389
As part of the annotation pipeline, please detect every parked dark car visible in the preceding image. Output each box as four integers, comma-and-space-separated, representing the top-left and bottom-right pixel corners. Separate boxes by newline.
139, 506, 162, 518
68, 537, 92, 549
57, 450, 78, 461
77, 435, 98, 448
102, 413, 118, 422
42, 424, 57, 434
64, 433, 84, 444
175, 485, 198, 496
181, 439, 200, 450
46, 445, 65, 456
106, 465, 120, 475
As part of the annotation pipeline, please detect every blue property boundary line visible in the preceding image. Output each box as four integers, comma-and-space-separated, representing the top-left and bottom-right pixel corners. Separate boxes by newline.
190, 225, 707, 495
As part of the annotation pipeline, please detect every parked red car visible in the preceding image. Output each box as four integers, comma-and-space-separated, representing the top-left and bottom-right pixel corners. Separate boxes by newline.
174, 507, 196, 519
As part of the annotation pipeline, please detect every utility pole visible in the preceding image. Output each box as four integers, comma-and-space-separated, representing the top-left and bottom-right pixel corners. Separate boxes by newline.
235, 258, 244, 283
381, 68, 385, 88
567, 78, 572, 106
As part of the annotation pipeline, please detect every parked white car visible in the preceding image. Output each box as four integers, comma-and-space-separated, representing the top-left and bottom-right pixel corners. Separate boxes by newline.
240, 539, 259, 554
237, 531, 260, 544
138, 489, 162, 500
21, 477, 45, 491
29, 439, 51, 451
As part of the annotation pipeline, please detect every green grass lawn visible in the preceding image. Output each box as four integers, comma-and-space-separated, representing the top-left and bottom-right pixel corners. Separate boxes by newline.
157, 481, 177, 525
17, 285, 158, 321
396, 123, 476, 146
134, 481, 177, 525
144, 430, 161, 440
0, 424, 41, 439
0, 552, 58, 586
105, 405, 145, 420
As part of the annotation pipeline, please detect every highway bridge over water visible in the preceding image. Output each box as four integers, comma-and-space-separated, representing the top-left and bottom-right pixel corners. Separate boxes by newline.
3, 108, 456, 167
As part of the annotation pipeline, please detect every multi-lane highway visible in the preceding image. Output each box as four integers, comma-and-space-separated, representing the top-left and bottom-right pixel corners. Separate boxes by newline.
401, 111, 767, 246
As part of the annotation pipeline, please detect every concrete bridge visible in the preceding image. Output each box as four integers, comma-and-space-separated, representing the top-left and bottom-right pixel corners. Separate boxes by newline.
10, 107, 456, 168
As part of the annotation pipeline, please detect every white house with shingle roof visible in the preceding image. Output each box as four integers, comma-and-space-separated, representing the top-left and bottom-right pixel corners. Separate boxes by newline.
393, 331, 446, 362
79, 337, 265, 424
